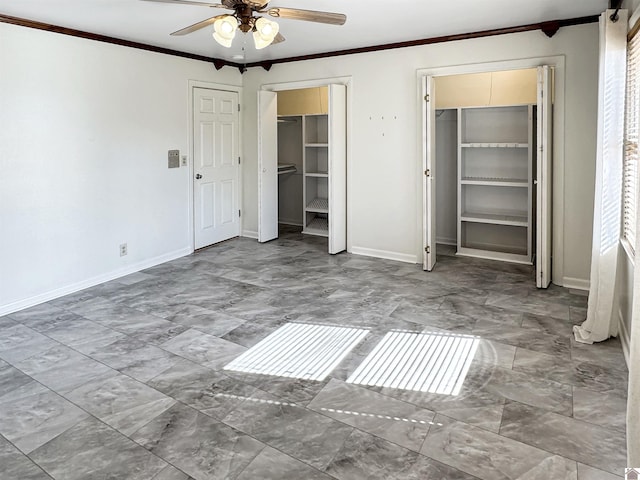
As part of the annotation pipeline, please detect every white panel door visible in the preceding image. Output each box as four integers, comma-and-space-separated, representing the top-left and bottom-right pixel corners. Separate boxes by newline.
423, 76, 437, 271
328, 84, 347, 254
193, 88, 239, 250
536, 66, 553, 288
258, 90, 279, 243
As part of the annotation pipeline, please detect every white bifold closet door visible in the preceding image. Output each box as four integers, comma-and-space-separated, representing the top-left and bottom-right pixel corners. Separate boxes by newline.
258, 90, 279, 243
422, 76, 437, 271
328, 84, 347, 254
536, 65, 553, 288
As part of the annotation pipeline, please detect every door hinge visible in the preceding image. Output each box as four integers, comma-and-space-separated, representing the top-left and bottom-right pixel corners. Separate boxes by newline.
424, 94, 430, 102
237, 104, 241, 112
238, 156, 241, 164
424, 169, 430, 177
238, 210, 241, 217
425, 246, 431, 254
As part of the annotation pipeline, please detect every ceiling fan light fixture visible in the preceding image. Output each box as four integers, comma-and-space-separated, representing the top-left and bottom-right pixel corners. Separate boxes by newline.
253, 17, 279, 49
212, 15, 238, 47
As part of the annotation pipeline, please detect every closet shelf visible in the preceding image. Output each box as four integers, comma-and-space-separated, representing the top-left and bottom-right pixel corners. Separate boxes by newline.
306, 198, 329, 212
461, 142, 528, 149
461, 177, 528, 187
305, 172, 328, 177
278, 117, 299, 124
457, 248, 532, 265
303, 216, 329, 237
456, 104, 533, 264
461, 210, 528, 227
305, 143, 329, 148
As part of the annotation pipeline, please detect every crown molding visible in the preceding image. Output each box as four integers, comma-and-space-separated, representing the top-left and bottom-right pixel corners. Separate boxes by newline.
246, 15, 599, 71
0, 13, 244, 71
1, 13, 599, 73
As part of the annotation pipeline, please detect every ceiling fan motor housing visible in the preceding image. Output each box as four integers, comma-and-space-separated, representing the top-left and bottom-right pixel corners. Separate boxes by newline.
220, 0, 265, 32
221, 0, 269, 9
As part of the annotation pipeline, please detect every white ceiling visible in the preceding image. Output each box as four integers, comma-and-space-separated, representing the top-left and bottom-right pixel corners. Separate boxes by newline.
0, 0, 608, 64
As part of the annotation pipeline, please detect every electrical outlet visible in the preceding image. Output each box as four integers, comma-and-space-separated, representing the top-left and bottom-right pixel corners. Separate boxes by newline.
119, 243, 127, 257
181, 155, 188, 166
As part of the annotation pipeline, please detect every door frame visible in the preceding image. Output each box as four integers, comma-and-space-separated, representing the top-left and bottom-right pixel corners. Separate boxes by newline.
258, 76, 353, 251
188, 80, 243, 252
416, 55, 566, 286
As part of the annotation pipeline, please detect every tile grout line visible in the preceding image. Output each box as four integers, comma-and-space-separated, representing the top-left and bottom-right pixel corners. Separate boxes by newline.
0, 322, 189, 473
0, 431, 56, 479
496, 400, 624, 477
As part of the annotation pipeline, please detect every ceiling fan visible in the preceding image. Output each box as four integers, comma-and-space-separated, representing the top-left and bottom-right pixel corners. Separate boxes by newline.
142, 0, 346, 49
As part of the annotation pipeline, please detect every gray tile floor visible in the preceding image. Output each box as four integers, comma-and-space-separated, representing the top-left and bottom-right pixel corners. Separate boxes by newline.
0, 226, 628, 479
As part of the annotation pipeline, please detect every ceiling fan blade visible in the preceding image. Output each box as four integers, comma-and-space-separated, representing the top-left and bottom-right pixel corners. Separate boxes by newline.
141, 0, 229, 8
272, 32, 286, 44
266, 7, 346, 25
171, 15, 225, 35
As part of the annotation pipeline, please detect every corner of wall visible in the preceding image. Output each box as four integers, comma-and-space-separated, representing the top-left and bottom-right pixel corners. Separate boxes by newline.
561, 277, 590, 291
619, 306, 631, 368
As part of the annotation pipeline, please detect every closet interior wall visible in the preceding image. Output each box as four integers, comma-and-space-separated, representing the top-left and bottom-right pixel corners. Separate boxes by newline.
277, 117, 303, 226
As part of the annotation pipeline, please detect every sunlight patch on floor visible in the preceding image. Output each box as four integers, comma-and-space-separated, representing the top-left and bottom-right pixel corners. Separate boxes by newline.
224, 322, 369, 381
347, 330, 479, 395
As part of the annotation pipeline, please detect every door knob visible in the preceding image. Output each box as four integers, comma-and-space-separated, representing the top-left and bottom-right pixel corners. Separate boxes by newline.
196, 174, 202, 179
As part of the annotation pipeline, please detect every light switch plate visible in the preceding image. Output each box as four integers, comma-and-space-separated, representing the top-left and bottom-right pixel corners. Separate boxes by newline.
168, 150, 180, 168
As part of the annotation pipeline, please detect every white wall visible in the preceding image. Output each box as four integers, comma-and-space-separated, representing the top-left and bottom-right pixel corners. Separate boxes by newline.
241, 23, 600, 285
624, 0, 640, 13
0, 23, 242, 314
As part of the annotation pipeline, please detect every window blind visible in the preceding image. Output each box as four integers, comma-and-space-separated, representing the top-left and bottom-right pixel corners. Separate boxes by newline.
624, 31, 640, 254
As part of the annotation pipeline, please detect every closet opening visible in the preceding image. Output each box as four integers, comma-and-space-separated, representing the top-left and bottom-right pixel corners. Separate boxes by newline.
423, 66, 553, 288
258, 84, 347, 254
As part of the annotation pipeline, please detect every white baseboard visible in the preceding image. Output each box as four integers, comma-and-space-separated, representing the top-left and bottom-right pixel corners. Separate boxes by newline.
436, 236, 456, 246
351, 246, 418, 264
278, 220, 303, 227
618, 307, 631, 369
0, 247, 193, 316
242, 230, 258, 239
562, 276, 590, 291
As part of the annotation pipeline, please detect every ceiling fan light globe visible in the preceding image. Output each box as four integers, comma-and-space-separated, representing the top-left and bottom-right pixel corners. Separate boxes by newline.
252, 32, 271, 49
220, 22, 234, 34
260, 23, 273, 35
213, 31, 233, 47
212, 15, 238, 47
253, 17, 279, 49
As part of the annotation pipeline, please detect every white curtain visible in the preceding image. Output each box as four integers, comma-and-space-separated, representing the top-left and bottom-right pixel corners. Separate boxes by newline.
574, 10, 627, 344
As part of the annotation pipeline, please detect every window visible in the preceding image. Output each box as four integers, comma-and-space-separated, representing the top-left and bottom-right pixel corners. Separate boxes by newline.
623, 29, 640, 254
